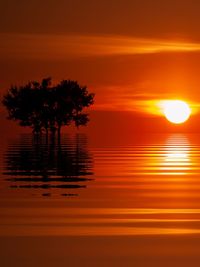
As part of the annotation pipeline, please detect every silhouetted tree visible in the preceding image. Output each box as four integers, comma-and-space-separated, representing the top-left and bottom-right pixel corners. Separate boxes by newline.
53, 80, 94, 135
2, 78, 94, 136
2, 78, 52, 134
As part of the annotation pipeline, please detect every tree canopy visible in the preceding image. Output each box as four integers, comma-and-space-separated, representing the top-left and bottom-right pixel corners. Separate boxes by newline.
2, 78, 94, 135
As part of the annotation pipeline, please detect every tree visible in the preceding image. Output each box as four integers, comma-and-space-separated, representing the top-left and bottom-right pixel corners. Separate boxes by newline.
2, 78, 94, 136
53, 80, 94, 135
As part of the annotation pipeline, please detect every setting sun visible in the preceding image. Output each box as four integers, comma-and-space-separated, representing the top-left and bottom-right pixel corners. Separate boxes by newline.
162, 100, 191, 124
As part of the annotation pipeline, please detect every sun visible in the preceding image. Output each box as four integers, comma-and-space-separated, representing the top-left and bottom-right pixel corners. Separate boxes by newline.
162, 100, 191, 124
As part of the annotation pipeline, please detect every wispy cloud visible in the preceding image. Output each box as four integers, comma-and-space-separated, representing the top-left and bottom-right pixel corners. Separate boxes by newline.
1, 33, 199, 115
93, 84, 199, 116
1, 33, 200, 60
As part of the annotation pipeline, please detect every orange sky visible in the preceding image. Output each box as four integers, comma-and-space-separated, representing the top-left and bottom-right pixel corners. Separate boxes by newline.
1, 0, 200, 132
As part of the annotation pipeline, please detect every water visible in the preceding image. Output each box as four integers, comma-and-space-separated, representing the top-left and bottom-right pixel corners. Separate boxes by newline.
1, 133, 200, 266
3, 134, 93, 197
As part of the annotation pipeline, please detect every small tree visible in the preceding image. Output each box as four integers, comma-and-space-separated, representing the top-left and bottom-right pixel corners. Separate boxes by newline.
2, 78, 94, 136
53, 80, 94, 135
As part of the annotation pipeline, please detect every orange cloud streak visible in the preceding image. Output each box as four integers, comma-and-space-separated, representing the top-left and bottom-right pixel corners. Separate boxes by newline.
1, 33, 200, 60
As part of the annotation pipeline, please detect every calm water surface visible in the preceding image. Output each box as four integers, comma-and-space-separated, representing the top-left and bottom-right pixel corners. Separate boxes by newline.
1, 133, 200, 266
1, 133, 200, 236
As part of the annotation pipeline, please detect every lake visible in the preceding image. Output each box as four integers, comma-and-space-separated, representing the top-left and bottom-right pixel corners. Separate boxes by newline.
1, 132, 200, 266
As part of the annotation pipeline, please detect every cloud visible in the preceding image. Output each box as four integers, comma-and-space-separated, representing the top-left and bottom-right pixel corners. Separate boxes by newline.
1, 33, 200, 61
1, 33, 199, 116
92, 84, 200, 117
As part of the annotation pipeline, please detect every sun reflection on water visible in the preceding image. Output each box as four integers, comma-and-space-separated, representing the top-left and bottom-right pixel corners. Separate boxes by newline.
163, 134, 191, 175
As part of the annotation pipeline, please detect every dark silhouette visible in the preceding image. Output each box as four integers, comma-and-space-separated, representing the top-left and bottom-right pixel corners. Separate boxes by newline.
2, 78, 94, 137
3, 134, 93, 197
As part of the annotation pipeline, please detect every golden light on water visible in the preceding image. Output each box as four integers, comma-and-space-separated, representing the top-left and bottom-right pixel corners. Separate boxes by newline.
163, 134, 191, 175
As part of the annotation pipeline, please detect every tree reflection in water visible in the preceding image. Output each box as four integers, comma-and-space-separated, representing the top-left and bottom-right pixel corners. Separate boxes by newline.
3, 134, 93, 197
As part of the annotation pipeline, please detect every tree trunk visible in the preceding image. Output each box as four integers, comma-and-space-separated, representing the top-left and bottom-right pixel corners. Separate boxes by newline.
57, 125, 61, 143
45, 127, 48, 144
